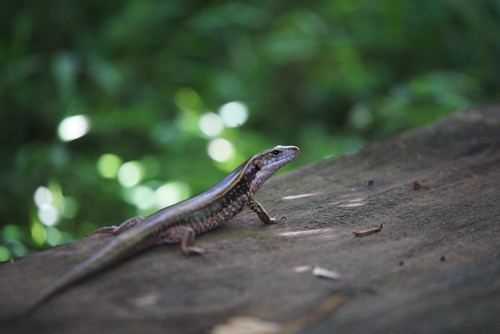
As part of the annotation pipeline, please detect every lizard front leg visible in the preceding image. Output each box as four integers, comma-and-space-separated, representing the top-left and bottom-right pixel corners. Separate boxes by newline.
248, 198, 286, 224
86, 216, 145, 236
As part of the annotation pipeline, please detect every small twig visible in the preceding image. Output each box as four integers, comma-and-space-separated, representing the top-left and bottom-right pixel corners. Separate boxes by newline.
353, 224, 383, 237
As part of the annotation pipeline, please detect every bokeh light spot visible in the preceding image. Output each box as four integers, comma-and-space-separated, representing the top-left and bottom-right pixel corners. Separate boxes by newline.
199, 112, 224, 137
219, 101, 249, 128
34, 186, 60, 226
207, 139, 234, 162
155, 182, 191, 208
131, 185, 155, 210
175, 88, 201, 111
38, 205, 59, 226
34, 186, 52, 208
97, 154, 123, 179
58, 115, 90, 141
62, 196, 79, 218
46, 226, 63, 246
0, 246, 10, 262
31, 221, 46, 246
118, 161, 144, 187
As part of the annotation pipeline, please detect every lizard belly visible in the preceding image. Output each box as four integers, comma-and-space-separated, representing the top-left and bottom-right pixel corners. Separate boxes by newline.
156, 195, 249, 244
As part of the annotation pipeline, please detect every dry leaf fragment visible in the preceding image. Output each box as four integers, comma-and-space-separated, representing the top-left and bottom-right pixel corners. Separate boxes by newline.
293, 265, 313, 273
312, 266, 344, 280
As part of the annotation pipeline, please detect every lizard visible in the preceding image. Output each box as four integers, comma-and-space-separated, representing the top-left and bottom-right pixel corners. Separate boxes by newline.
24, 145, 300, 314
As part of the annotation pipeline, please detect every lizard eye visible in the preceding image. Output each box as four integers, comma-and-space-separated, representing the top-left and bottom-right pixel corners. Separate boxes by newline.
271, 150, 281, 156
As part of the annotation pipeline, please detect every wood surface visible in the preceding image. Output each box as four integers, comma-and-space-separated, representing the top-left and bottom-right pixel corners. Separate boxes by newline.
1, 105, 499, 333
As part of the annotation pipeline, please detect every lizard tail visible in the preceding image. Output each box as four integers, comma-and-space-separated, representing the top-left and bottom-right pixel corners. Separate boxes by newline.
22, 236, 140, 316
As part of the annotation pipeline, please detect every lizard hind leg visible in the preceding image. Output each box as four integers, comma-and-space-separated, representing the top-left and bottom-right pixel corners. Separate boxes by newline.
168, 226, 214, 256
86, 216, 145, 237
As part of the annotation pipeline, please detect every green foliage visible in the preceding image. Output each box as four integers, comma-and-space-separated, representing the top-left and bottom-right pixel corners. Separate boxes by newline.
1, 0, 499, 260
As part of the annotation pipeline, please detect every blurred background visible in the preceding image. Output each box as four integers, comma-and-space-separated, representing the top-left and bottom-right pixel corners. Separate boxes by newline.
1, 1, 499, 261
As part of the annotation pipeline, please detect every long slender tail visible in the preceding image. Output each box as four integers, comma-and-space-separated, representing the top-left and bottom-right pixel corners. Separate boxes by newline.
23, 236, 141, 316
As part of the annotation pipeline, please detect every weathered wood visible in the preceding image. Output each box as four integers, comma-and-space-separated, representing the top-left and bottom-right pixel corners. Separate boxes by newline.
1, 105, 499, 333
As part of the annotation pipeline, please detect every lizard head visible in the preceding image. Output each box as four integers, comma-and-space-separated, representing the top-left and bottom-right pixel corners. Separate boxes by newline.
244, 145, 300, 193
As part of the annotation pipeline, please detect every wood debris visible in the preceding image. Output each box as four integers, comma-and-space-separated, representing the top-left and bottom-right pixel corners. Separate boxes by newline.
352, 224, 383, 237
312, 266, 344, 280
